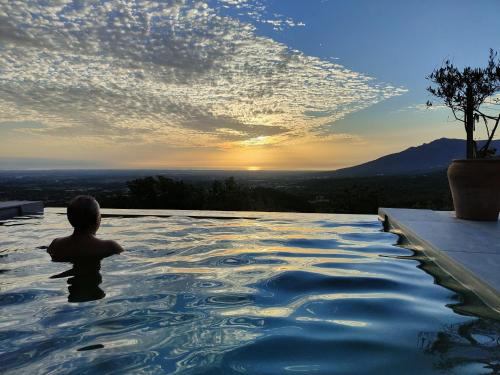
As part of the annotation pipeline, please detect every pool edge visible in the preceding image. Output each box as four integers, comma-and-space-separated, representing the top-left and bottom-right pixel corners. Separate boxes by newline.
379, 207, 500, 316
0, 201, 44, 219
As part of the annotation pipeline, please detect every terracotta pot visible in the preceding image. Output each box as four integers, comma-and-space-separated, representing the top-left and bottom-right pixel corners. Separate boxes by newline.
447, 159, 500, 221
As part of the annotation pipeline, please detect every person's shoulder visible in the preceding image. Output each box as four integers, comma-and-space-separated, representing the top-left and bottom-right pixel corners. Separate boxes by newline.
103, 239, 124, 255
48, 237, 59, 249
47, 236, 68, 253
47, 237, 69, 261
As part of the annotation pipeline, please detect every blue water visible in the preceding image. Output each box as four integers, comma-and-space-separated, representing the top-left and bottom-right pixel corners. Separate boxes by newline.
0, 210, 498, 374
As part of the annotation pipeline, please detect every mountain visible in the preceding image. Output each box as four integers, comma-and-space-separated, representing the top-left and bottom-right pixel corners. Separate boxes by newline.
327, 138, 500, 178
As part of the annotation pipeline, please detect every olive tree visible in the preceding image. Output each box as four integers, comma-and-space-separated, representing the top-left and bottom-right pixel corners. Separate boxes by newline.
427, 49, 500, 159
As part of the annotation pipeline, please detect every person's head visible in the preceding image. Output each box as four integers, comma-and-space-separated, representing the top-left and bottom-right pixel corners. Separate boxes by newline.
67, 195, 101, 234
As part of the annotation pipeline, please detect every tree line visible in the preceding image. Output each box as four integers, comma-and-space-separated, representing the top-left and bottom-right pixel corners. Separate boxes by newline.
0, 172, 454, 214
100, 176, 313, 212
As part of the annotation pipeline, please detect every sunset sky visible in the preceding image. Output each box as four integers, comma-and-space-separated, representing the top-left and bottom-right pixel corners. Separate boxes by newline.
1, 0, 499, 170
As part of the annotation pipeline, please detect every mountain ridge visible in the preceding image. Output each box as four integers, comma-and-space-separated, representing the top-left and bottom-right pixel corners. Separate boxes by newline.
325, 138, 500, 178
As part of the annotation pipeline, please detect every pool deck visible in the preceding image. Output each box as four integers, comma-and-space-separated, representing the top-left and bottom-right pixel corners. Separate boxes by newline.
379, 207, 500, 314
0, 201, 44, 220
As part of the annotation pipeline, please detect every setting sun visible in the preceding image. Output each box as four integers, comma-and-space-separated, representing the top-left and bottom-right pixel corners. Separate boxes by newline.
246, 166, 261, 171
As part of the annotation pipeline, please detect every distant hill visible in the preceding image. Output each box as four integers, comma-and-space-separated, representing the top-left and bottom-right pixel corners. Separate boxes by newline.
327, 138, 500, 178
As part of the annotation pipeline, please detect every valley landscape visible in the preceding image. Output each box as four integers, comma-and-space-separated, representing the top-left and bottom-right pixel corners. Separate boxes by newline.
2, 138, 478, 214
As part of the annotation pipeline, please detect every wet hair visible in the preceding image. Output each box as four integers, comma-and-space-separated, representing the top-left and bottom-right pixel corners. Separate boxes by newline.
67, 195, 100, 231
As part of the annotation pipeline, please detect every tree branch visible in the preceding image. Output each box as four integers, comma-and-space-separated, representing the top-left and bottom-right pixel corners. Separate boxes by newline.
480, 114, 500, 153
475, 109, 499, 120
450, 107, 464, 123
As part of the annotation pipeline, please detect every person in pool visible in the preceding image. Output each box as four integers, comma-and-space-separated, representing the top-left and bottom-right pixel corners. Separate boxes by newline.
48, 195, 124, 262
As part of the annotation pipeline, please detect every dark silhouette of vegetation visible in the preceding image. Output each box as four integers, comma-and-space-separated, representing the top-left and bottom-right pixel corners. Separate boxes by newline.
126, 176, 205, 209
103, 176, 313, 212
0, 172, 454, 214
100, 173, 453, 214
296, 170, 453, 214
427, 49, 500, 158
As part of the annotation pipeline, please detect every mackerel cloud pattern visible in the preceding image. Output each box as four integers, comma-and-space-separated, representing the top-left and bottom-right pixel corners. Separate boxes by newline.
0, 0, 406, 147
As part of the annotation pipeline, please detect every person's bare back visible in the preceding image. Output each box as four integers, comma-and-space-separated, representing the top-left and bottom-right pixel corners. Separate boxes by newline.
48, 234, 123, 262
48, 195, 124, 262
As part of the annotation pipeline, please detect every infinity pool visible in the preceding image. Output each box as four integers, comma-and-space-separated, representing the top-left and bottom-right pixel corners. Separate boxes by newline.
1, 209, 498, 374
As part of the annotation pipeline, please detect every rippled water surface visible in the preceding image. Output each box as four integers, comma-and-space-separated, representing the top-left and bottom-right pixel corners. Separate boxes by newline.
1, 209, 499, 374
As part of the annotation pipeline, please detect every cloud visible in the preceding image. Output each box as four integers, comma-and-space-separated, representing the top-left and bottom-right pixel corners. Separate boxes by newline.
0, 0, 407, 148
393, 103, 448, 114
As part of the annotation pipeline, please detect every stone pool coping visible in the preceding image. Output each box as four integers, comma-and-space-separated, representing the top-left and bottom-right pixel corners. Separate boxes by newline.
379, 207, 500, 314
0, 201, 44, 219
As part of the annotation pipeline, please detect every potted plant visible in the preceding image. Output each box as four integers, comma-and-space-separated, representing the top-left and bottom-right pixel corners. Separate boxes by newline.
427, 49, 500, 221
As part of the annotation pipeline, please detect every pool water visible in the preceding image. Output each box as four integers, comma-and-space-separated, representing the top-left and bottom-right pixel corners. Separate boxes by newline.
0, 209, 499, 374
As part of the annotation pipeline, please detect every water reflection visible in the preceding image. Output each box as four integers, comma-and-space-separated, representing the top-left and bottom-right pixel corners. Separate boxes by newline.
1, 212, 499, 374
50, 258, 105, 302
399, 247, 500, 373
419, 319, 500, 374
